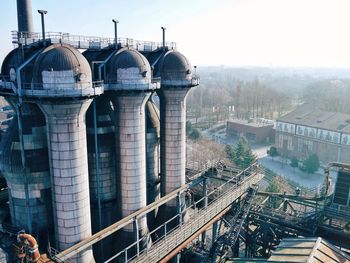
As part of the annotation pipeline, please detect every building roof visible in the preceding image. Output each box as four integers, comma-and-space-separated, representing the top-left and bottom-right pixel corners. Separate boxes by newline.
268, 237, 350, 263
227, 118, 274, 128
278, 106, 350, 133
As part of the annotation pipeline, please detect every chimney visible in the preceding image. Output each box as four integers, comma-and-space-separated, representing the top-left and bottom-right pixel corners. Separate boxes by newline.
16, 0, 34, 33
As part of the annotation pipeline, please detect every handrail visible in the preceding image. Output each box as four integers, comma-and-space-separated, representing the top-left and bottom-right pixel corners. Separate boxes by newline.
53, 172, 202, 261
0, 78, 104, 98
12, 30, 177, 51
134, 170, 263, 262
53, 163, 260, 262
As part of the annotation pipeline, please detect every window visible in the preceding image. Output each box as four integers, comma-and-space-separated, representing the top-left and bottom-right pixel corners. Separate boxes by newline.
287, 136, 293, 150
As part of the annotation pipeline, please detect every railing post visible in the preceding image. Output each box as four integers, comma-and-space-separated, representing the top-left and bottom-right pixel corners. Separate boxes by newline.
146, 233, 150, 255
201, 178, 208, 244
125, 249, 128, 263
176, 192, 183, 226
133, 217, 140, 257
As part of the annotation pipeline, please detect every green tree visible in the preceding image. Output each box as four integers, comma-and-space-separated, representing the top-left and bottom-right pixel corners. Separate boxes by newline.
233, 136, 256, 169
290, 157, 299, 168
186, 121, 201, 140
189, 128, 201, 140
225, 144, 235, 162
186, 121, 193, 135
267, 146, 278, 157
301, 154, 320, 174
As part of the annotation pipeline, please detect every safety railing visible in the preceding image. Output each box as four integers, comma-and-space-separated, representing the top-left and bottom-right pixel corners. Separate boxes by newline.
11, 30, 177, 52
5, 81, 104, 98
52, 163, 262, 262
107, 164, 263, 262
104, 82, 158, 91
0, 75, 17, 93
160, 73, 200, 87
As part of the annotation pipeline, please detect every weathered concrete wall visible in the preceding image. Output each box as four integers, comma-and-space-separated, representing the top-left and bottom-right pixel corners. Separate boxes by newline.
39, 100, 94, 263
0, 101, 53, 244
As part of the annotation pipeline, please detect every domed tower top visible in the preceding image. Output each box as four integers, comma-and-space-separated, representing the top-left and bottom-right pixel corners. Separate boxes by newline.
30, 44, 102, 98
159, 50, 197, 87
32, 44, 92, 88
106, 47, 155, 91
1, 46, 39, 83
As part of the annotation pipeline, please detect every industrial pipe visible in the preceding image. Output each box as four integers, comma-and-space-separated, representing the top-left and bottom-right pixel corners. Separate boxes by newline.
112, 19, 119, 49
37, 10, 47, 45
159, 205, 232, 263
161, 27, 166, 48
17, 233, 40, 262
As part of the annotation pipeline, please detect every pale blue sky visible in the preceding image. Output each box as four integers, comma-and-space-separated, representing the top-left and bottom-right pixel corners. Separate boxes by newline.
2, 0, 350, 67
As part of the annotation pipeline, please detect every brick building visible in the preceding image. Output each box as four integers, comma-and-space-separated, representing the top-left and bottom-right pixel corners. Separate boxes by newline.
275, 106, 350, 164
226, 119, 274, 144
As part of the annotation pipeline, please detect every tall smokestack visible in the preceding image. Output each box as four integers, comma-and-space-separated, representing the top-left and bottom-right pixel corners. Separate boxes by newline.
16, 0, 34, 32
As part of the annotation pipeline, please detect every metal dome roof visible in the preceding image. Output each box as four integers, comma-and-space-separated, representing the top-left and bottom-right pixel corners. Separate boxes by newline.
1, 47, 39, 82
107, 47, 151, 84
159, 50, 192, 81
32, 44, 91, 85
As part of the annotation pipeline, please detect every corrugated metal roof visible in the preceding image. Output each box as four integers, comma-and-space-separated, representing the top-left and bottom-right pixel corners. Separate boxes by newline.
277, 105, 350, 133
268, 237, 350, 263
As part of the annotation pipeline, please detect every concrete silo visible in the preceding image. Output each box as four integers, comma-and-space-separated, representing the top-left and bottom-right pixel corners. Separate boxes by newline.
30, 44, 102, 263
106, 47, 156, 246
0, 47, 53, 246
157, 50, 199, 225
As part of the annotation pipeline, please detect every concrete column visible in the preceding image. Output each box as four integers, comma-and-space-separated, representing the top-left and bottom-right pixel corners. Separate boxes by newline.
39, 100, 94, 263
112, 91, 150, 243
158, 87, 190, 223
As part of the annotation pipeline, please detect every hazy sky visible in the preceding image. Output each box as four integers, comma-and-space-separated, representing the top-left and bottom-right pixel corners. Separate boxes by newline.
1, 0, 350, 67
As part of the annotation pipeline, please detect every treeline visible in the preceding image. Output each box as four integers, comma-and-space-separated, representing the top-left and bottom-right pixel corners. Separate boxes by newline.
187, 76, 292, 122
302, 79, 350, 114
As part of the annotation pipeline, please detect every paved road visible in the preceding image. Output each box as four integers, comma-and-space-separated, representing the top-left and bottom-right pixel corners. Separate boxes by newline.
259, 156, 325, 189
202, 127, 326, 189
